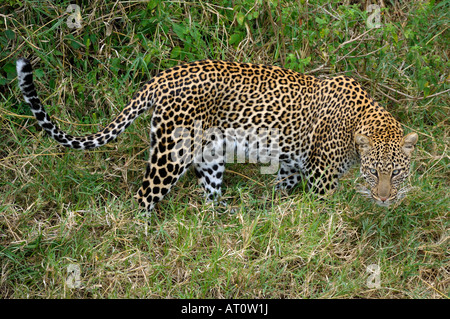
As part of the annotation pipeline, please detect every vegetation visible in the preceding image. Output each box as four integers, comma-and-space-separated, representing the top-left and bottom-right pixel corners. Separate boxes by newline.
0, 0, 448, 298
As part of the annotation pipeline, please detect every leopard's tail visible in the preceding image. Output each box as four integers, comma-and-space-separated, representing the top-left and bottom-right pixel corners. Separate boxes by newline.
16, 57, 153, 150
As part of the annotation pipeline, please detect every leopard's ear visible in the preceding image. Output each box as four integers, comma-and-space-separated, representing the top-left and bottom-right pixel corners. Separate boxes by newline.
355, 133, 372, 155
401, 132, 418, 156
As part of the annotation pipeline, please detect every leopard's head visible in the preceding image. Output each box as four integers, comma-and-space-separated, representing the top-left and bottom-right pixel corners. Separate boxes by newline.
355, 132, 418, 207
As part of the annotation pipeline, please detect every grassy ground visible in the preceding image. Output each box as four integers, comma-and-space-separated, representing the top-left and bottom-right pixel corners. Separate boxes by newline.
0, 0, 448, 298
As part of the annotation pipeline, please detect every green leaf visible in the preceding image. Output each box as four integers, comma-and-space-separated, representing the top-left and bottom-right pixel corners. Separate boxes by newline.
392, 31, 398, 43
170, 47, 183, 59
34, 69, 45, 79
5, 29, 15, 40
229, 33, 243, 46
172, 23, 187, 40
315, 17, 327, 25
3, 62, 15, 74
66, 34, 83, 50
236, 12, 245, 26
85, 37, 91, 50
147, 0, 159, 10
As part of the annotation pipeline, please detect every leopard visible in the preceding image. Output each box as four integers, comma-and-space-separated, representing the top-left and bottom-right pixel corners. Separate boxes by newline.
16, 57, 418, 212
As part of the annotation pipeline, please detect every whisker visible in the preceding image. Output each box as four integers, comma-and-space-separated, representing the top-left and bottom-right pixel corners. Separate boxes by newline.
355, 183, 371, 198
396, 185, 417, 200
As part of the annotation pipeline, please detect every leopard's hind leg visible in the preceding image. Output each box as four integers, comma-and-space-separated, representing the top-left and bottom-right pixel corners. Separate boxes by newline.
275, 161, 301, 190
194, 158, 226, 204
136, 119, 194, 213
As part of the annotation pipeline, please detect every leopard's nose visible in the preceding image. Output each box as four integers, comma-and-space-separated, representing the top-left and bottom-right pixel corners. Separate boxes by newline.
379, 196, 388, 202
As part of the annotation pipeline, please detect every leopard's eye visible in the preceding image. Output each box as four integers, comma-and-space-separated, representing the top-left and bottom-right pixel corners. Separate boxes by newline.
392, 169, 400, 176
369, 168, 377, 175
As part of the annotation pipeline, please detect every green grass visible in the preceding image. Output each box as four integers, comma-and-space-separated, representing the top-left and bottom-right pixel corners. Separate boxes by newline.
0, 0, 449, 298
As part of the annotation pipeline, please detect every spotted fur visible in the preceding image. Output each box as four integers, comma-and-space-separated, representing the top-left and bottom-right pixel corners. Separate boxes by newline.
16, 58, 418, 212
